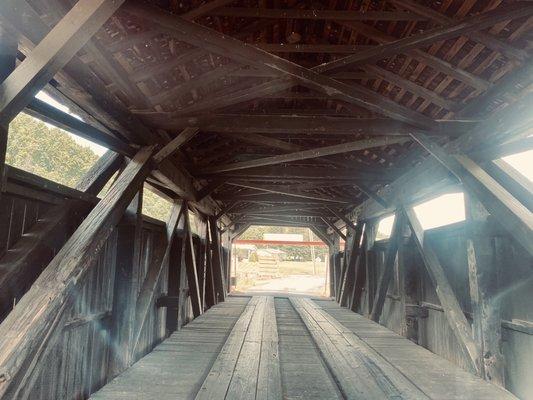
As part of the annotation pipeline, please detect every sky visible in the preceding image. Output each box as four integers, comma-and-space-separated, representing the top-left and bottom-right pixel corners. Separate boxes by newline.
502, 150, 533, 181
35, 91, 108, 156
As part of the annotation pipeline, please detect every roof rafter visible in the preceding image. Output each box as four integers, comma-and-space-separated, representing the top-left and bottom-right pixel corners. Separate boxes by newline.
125, 2, 438, 128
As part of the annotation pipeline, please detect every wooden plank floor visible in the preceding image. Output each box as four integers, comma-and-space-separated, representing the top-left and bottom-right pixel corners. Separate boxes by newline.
91, 295, 517, 400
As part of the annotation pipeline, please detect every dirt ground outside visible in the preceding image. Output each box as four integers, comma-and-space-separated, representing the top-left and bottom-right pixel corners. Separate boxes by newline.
232, 260, 329, 297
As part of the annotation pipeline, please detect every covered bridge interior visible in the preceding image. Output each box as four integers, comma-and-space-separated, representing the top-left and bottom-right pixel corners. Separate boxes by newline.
0, 0, 532, 399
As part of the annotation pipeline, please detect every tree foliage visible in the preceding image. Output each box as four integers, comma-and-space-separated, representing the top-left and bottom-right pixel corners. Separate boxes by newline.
7, 113, 171, 221
7, 113, 99, 187
239, 225, 328, 261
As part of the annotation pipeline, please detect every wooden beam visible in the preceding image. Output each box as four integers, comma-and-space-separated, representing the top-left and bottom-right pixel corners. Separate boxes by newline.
256, 43, 370, 54
0, 27, 17, 196
362, 65, 459, 111
219, 132, 387, 206
131, 200, 183, 357
484, 159, 533, 212
201, 137, 409, 173
171, 79, 295, 117
218, 193, 352, 205
153, 128, 199, 163
410, 132, 533, 256
0, 0, 127, 124
338, 224, 364, 306
240, 217, 323, 229
217, 131, 300, 152
148, 63, 242, 105
183, 202, 202, 317
200, 165, 388, 182
209, 7, 427, 21
152, 113, 472, 136
109, 190, 143, 374
355, 92, 533, 222
405, 207, 481, 374
25, 99, 136, 156
309, 225, 333, 247
181, 0, 237, 20
24, 95, 219, 215
457, 59, 533, 118
334, 20, 490, 91
152, 114, 466, 136
321, 217, 347, 241
227, 182, 354, 204
208, 216, 226, 302
0, 146, 154, 398
389, 0, 528, 62
350, 221, 377, 312
125, 3, 438, 128
465, 194, 505, 384
0, 151, 123, 321
1, 0, 220, 218
318, 4, 532, 73
326, 207, 356, 231
246, 211, 328, 218
196, 181, 225, 202
370, 210, 404, 322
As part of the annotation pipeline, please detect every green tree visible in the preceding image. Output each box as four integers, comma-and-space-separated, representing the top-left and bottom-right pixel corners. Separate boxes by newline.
7, 113, 99, 187
7, 113, 171, 221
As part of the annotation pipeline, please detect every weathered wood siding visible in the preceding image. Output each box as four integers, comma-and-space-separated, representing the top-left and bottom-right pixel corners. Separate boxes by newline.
343, 221, 533, 399
0, 175, 220, 399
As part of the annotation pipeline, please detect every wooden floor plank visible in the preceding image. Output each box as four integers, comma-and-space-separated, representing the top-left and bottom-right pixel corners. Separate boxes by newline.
224, 296, 267, 399
90, 297, 249, 400
312, 299, 518, 400
291, 297, 432, 399
256, 296, 282, 400
91, 295, 519, 400
195, 296, 264, 400
275, 298, 343, 400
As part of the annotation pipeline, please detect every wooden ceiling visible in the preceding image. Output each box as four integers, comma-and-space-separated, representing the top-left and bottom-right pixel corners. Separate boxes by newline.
9, 0, 533, 229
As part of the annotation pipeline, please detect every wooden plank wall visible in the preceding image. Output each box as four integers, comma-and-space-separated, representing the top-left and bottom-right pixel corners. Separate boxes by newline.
332, 221, 532, 399
0, 171, 223, 399
0, 193, 55, 259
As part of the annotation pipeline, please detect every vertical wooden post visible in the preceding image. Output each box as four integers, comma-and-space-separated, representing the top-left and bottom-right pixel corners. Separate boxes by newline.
466, 193, 505, 385
183, 203, 202, 317
194, 236, 206, 310
360, 221, 377, 314
348, 222, 370, 311
166, 236, 183, 333
208, 215, 226, 302
0, 147, 154, 398
0, 27, 17, 194
405, 206, 481, 374
340, 223, 364, 307
328, 235, 340, 298
370, 211, 405, 322
177, 236, 189, 328
204, 218, 217, 308
109, 191, 143, 375
400, 234, 421, 343
204, 229, 216, 309
337, 225, 355, 303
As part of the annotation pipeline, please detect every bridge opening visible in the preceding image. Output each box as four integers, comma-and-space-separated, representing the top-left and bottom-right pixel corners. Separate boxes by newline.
230, 225, 331, 297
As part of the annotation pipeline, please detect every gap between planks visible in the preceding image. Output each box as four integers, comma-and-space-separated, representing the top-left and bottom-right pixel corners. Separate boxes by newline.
195, 296, 281, 400
290, 297, 430, 400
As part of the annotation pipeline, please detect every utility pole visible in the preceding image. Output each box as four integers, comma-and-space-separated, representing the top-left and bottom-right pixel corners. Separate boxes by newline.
310, 229, 317, 275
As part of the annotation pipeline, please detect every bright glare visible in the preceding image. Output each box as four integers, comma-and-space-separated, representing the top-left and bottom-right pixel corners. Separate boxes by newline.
413, 192, 465, 230
35, 91, 107, 156
376, 215, 395, 240
502, 150, 533, 182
